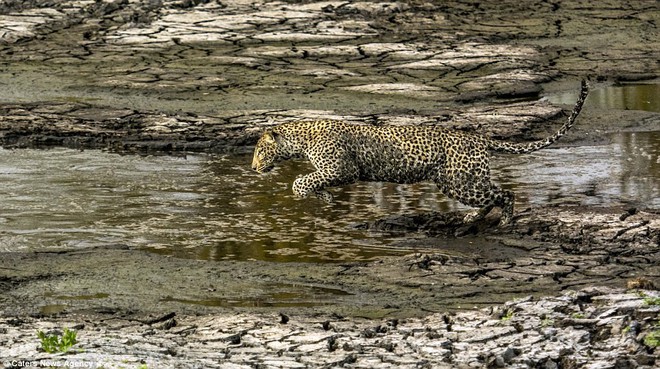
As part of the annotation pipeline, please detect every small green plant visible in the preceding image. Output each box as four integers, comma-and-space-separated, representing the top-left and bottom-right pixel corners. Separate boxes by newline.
643, 329, 660, 348
642, 295, 660, 306
37, 328, 78, 353
500, 309, 514, 321
570, 312, 586, 319
541, 318, 554, 327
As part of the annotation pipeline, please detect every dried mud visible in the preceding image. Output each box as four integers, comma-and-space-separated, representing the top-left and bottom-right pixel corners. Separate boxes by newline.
1, 0, 659, 367
0, 0, 658, 153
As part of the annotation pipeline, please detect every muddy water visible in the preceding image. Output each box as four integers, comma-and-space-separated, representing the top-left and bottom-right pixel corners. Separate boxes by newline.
1, 130, 658, 262
547, 82, 660, 113
497, 131, 660, 210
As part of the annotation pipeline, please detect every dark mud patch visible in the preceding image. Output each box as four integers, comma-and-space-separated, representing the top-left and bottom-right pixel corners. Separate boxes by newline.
1, 96, 656, 156
0, 102, 260, 154
360, 205, 660, 245
0, 98, 579, 154
356, 210, 501, 238
353, 205, 659, 309
1, 206, 657, 320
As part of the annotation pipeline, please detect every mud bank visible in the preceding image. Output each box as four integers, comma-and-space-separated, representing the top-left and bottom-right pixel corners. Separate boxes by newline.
1, 206, 658, 318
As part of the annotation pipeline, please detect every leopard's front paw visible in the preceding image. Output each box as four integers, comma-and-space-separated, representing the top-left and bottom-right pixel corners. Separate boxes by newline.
292, 178, 310, 198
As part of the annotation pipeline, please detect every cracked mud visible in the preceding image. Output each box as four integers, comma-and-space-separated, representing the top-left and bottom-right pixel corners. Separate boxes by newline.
0, 0, 659, 368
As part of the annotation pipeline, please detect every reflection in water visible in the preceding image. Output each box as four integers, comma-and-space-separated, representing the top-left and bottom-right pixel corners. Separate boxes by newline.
0, 131, 658, 262
496, 132, 659, 209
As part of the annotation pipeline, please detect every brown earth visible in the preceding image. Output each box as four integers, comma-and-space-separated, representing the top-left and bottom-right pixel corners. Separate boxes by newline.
0, 0, 659, 368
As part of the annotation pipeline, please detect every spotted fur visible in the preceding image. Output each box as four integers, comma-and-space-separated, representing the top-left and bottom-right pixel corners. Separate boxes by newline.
252, 80, 589, 225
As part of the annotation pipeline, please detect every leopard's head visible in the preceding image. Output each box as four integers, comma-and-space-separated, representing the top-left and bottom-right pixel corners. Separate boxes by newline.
251, 131, 284, 173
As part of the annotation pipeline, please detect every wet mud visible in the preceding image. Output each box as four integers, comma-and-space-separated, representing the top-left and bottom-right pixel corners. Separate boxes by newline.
2, 206, 657, 318
1, 0, 659, 367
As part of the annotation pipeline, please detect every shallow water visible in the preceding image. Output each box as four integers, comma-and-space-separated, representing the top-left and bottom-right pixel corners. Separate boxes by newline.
546, 82, 660, 113
1, 130, 657, 262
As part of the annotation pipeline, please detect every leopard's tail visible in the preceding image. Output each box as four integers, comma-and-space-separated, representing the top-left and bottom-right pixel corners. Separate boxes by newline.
488, 79, 589, 154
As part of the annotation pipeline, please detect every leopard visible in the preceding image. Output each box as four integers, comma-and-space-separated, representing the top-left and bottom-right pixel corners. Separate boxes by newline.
252, 80, 589, 225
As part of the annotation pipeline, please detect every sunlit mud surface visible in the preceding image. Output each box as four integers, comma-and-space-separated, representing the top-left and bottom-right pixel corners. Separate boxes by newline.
1, 131, 657, 262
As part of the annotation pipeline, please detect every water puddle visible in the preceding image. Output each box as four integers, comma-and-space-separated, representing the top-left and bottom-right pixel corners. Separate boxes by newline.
0, 131, 658, 262
39, 293, 111, 314
39, 304, 68, 315
497, 131, 660, 209
546, 82, 660, 112
161, 283, 351, 308
44, 292, 111, 300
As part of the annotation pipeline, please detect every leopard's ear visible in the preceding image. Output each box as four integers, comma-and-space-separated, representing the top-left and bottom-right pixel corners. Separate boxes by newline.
262, 130, 281, 144
262, 130, 275, 143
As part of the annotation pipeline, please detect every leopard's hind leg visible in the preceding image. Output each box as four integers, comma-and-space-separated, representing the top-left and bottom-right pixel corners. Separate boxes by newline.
437, 149, 515, 226
473, 187, 514, 225
438, 177, 514, 225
